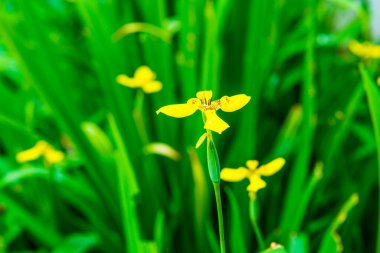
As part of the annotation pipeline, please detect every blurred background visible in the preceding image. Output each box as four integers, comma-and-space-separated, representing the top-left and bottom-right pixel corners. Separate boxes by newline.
1, 0, 380, 252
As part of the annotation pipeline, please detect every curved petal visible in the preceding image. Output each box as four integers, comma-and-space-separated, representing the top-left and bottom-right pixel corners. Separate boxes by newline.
203, 110, 229, 134
220, 94, 251, 112
45, 149, 64, 164
116, 74, 141, 88
257, 157, 285, 176
246, 160, 259, 171
16, 141, 48, 163
156, 103, 198, 118
348, 40, 362, 56
142, 81, 163, 93
196, 90, 213, 102
134, 66, 156, 83
348, 41, 380, 59
221, 167, 249, 182
247, 174, 266, 192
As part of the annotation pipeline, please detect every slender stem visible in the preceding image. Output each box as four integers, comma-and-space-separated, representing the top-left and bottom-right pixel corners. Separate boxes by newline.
213, 182, 226, 253
249, 199, 265, 250
133, 90, 149, 144
45, 160, 58, 231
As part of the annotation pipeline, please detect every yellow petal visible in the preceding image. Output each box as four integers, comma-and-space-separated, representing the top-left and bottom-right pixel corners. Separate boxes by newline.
187, 98, 201, 107
221, 167, 249, 182
203, 110, 229, 134
142, 81, 163, 93
247, 174, 266, 192
134, 66, 156, 83
156, 103, 198, 118
196, 90, 213, 102
16, 141, 48, 163
349, 41, 380, 59
246, 160, 259, 171
363, 42, 380, 58
348, 40, 363, 56
45, 149, 64, 164
195, 133, 208, 149
220, 94, 251, 112
257, 157, 285, 176
116, 74, 141, 88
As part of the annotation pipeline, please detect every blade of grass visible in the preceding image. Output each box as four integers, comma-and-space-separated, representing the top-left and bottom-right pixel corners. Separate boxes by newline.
0, 193, 61, 247
201, 0, 221, 95
108, 114, 142, 253
281, 1, 317, 236
224, 187, 247, 253
317, 193, 359, 253
359, 63, 380, 253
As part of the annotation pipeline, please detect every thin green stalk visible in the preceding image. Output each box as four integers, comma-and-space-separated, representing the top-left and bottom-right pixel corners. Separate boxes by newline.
47, 164, 59, 233
359, 64, 380, 253
281, 0, 316, 234
213, 182, 226, 253
108, 114, 142, 253
204, 127, 225, 253
249, 199, 265, 251
289, 162, 323, 233
133, 90, 149, 144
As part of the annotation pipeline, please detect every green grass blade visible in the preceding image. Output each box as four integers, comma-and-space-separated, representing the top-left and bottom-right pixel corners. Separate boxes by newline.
359, 63, 380, 253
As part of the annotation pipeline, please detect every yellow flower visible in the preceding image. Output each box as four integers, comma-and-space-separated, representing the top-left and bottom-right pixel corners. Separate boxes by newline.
221, 158, 285, 199
16, 140, 64, 165
348, 40, 380, 59
156, 90, 251, 134
116, 66, 162, 93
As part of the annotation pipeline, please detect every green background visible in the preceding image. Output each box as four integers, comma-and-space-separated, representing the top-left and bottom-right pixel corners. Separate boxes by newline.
0, 0, 379, 252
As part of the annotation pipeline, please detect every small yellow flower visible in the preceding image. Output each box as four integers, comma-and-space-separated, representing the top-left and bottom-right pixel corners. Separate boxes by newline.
16, 140, 64, 165
348, 40, 380, 59
116, 66, 163, 93
221, 158, 285, 199
156, 90, 251, 134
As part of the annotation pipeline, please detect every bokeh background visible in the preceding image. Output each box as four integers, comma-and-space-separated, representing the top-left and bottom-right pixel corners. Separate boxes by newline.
1, 0, 380, 252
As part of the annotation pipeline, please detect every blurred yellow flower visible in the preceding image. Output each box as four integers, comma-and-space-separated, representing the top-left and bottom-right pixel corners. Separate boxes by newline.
156, 90, 251, 134
348, 40, 380, 59
377, 76, 380, 86
116, 66, 162, 93
16, 140, 64, 165
221, 158, 285, 199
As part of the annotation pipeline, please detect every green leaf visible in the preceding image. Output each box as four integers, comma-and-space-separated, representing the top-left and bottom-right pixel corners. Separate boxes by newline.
0, 167, 48, 189
224, 187, 247, 253
81, 122, 113, 156
288, 233, 309, 253
52, 233, 99, 253
317, 193, 359, 253
360, 63, 380, 252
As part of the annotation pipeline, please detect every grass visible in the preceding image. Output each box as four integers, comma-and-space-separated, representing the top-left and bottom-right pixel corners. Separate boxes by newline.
0, 0, 379, 252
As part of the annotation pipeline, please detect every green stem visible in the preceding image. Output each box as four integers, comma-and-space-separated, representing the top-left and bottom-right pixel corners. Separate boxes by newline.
133, 90, 149, 144
213, 182, 226, 253
249, 199, 265, 250
204, 117, 225, 252
45, 161, 59, 232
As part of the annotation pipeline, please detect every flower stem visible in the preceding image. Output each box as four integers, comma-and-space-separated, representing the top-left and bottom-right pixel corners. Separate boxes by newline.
213, 182, 226, 253
133, 90, 149, 144
204, 125, 225, 252
249, 199, 265, 250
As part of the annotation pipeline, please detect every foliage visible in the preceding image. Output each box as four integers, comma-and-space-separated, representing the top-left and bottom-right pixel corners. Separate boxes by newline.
0, 0, 379, 252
